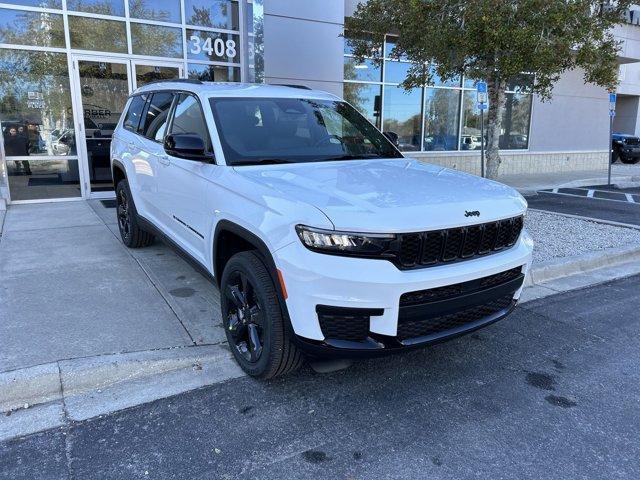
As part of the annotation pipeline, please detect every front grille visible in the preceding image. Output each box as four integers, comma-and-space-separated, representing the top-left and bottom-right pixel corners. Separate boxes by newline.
400, 266, 523, 307
396, 216, 524, 269
625, 137, 640, 146
316, 306, 383, 342
396, 295, 514, 340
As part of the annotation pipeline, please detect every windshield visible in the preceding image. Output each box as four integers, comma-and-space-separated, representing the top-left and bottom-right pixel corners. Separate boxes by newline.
208, 97, 403, 166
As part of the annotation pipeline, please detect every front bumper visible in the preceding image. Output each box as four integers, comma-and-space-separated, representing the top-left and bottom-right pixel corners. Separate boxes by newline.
274, 230, 534, 356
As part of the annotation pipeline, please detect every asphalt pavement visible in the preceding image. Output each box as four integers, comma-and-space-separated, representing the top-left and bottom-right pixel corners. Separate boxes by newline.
527, 185, 640, 226
2, 275, 640, 480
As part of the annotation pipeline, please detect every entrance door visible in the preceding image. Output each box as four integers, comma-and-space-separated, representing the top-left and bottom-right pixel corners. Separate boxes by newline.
71, 55, 182, 197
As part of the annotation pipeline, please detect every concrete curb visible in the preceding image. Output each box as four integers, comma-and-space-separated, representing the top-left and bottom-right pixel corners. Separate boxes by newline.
0, 344, 244, 441
525, 244, 640, 287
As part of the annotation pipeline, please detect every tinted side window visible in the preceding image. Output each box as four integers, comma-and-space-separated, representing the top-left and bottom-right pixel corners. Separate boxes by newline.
169, 93, 211, 150
140, 92, 174, 142
123, 94, 147, 133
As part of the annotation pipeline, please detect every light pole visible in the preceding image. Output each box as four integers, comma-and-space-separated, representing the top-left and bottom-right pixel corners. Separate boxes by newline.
608, 92, 616, 186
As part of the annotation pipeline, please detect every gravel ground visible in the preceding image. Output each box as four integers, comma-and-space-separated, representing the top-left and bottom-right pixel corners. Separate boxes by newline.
525, 210, 640, 263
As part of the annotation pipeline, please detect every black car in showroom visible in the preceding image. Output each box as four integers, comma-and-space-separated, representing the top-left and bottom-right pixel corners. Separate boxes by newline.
612, 133, 640, 164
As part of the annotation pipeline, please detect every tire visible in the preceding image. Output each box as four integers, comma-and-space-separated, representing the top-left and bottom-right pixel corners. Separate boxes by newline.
621, 156, 640, 164
220, 251, 303, 378
115, 179, 154, 248
612, 149, 620, 164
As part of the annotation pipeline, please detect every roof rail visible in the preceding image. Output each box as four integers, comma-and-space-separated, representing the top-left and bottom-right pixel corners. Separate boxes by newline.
142, 78, 203, 87
272, 83, 312, 90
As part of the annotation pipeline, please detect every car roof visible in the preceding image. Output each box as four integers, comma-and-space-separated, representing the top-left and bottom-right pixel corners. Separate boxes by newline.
134, 81, 341, 101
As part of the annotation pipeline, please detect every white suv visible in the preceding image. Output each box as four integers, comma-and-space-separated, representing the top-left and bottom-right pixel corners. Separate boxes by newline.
111, 80, 533, 378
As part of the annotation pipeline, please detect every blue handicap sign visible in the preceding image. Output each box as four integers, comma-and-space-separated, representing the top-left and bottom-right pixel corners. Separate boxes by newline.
477, 103, 488, 111
476, 81, 488, 106
609, 93, 617, 104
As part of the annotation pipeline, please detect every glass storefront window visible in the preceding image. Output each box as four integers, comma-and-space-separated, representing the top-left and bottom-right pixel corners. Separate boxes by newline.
343, 83, 381, 129
2, 0, 61, 8
7, 159, 81, 200
0, 49, 75, 157
0, 8, 65, 48
344, 57, 381, 83
68, 16, 127, 53
67, 0, 124, 16
184, 0, 239, 29
0, 49, 79, 200
461, 90, 482, 150
500, 92, 531, 149
423, 88, 460, 151
131, 23, 183, 58
382, 86, 422, 151
129, 0, 181, 23
135, 64, 180, 86
187, 63, 240, 81
343, 29, 382, 57
186, 30, 240, 63
384, 61, 413, 84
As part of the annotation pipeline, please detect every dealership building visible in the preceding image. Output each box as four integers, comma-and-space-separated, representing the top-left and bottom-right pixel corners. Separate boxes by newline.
0, 0, 639, 204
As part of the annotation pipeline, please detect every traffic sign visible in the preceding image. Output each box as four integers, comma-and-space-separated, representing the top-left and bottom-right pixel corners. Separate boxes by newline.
609, 92, 617, 115
477, 81, 488, 105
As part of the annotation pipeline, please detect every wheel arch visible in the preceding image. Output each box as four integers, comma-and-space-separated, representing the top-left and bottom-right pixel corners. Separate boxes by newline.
112, 159, 127, 187
213, 220, 279, 289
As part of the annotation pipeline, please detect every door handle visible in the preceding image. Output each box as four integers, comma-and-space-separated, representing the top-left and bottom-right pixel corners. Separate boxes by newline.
158, 154, 170, 166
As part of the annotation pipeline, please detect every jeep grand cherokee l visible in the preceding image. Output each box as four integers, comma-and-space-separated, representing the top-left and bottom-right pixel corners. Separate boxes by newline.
111, 81, 534, 378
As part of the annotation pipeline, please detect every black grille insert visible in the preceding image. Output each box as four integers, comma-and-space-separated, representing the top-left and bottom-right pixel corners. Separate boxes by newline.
400, 267, 523, 307
397, 295, 514, 340
316, 306, 383, 342
396, 216, 524, 269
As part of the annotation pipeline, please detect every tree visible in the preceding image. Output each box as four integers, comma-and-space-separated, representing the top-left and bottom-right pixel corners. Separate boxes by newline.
347, 0, 632, 178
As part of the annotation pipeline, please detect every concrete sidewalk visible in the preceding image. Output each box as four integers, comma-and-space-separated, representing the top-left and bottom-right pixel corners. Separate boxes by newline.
1, 199, 640, 442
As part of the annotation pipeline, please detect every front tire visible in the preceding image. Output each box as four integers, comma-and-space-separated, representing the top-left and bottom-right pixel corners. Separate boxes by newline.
611, 149, 620, 164
115, 179, 154, 248
221, 251, 303, 378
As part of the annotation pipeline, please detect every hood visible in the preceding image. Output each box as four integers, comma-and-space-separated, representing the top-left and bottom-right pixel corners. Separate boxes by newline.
234, 159, 527, 232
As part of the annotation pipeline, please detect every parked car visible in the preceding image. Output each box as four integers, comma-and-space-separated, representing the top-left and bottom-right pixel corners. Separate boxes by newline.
111, 81, 534, 378
611, 133, 640, 164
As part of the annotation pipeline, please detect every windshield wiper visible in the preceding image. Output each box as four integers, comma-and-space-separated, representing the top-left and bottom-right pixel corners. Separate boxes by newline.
322, 154, 384, 161
233, 158, 292, 166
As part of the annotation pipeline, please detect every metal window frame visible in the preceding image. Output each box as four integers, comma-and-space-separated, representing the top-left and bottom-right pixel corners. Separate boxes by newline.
343, 33, 534, 155
0, 0, 247, 203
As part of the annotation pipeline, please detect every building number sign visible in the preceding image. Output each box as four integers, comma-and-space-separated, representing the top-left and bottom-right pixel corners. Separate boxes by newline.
189, 35, 237, 60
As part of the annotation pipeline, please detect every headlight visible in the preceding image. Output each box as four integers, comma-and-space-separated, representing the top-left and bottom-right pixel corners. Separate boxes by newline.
295, 225, 396, 257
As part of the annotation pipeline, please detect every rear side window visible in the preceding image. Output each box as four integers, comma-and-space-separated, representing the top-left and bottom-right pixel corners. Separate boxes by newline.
123, 94, 147, 133
140, 92, 175, 142
169, 93, 211, 150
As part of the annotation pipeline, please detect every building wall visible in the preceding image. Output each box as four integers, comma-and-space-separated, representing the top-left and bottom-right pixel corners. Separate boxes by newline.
613, 95, 640, 135
263, 0, 345, 96
528, 68, 610, 152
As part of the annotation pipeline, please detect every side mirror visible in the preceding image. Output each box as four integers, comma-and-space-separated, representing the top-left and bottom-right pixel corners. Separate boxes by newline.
383, 131, 399, 147
164, 133, 214, 162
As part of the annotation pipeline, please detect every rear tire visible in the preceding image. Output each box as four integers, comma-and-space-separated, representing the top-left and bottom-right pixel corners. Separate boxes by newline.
621, 156, 640, 164
221, 251, 303, 378
116, 179, 154, 248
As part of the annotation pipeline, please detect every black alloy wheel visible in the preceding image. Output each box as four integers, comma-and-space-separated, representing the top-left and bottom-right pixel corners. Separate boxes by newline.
220, 251, 303, 378
225, 270, 264, 363
117, 186, 132, 242
115, 180, 154, 248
